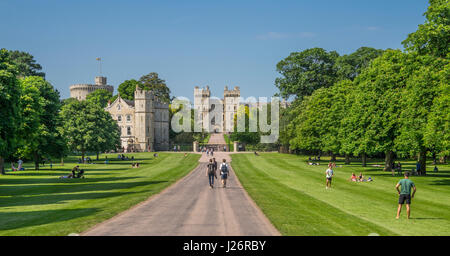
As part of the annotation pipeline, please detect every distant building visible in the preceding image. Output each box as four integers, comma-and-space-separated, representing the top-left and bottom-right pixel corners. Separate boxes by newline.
70, 76, 114, 100
193, 86, 290, 133
105, 85, 169, 152
194, 86, 240, 133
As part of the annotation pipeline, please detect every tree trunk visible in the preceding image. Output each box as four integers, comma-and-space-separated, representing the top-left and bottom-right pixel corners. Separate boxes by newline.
345, 154, 351, 165
33, 151, 39, 170
330, 152, 336, 162
96, 152, 99, 161
384, 151, 394, 172
0, 156, 5, 175
61, 157, 64, 166
361, 153, 367, 167
418, 150, 427, 176
432, 152, 437, 165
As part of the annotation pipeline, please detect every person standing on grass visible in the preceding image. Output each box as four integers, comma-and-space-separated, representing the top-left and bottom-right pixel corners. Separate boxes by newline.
220, 159, 230, 188
206, 159, 217, 189
325, 164, 334, 189
396, 172, 416, 219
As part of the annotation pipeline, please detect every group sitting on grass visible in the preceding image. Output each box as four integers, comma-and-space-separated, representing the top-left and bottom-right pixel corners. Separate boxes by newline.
349, 172, 373, 182
117, 154, 134, 161
131, 162, 140, 168
59, 165, 85, 179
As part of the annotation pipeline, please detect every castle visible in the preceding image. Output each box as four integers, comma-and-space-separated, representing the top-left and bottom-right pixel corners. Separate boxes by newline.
194, 86, 240, 133
70, 76, 169, 152
70, 76, 114, 100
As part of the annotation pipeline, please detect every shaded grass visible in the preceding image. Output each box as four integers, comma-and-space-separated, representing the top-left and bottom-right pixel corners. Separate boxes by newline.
231, 153, 450, 236
0, 152, 200, 235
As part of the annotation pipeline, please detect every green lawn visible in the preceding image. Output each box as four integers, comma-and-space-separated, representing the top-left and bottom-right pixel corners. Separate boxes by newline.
231, 153, 450, 236
0, 152, 200, 236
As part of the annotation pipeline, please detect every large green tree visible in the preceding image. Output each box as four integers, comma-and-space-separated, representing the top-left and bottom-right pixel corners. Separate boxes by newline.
6, 50, 45, 78
275, 48, 339, 100
17, 76, 64, 170
85, 89, 113, 108
59, 100, 120, 161
395, 55, 449, 173
402, 0, 450, 58
117, 79, 140, 101
139, 72, 171, 103
335, 47, 384, 81
0, 49, 21, 174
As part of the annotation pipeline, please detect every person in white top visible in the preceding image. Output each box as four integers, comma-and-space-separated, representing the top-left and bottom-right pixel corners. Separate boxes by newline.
325, 163, 334, 189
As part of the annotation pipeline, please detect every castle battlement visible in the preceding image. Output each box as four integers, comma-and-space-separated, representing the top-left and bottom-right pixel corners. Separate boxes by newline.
70, 76, 114, 100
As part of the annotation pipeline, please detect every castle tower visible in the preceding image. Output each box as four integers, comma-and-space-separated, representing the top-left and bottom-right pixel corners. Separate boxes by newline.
194, 86, 211, 131
70, 76, 114, 100
134, 85, 154, 151
223, 86, 240, 132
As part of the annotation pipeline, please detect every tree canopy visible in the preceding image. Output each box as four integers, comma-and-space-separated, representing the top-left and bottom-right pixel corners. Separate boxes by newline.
85, 89, 113, 108
139, 72, 171, 103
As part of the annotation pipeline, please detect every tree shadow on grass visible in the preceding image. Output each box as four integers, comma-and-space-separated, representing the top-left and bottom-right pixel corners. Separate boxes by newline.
409, 217, 444, 220
429, 179, 450, 186
0, 208, 100, 232
0, 191, 140, 208
0, 176, 143, 185
0, 180, 168, 197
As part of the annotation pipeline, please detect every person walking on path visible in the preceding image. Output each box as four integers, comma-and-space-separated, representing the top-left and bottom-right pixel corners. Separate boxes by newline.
206, 159, 217, 189
396, 172, 417, 219
325, 164, 334, 189
212, 158, 217, 173
219, 159, 230, 188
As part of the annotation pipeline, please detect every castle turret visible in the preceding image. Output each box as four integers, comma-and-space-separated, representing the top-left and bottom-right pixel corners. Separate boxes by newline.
70, 76, 114, 100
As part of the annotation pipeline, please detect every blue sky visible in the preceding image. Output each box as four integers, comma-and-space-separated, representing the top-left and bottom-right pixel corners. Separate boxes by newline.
0, 0, 428, 101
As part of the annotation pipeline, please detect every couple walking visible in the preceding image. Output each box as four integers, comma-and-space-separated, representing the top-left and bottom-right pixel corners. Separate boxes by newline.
206, 158, 230, 189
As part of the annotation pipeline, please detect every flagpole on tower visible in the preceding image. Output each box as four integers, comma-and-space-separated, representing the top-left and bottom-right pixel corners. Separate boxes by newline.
96, 57, 102, 75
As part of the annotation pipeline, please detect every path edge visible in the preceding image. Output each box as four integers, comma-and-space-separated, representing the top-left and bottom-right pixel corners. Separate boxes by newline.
80, 161, 203, 236
229, 154, 282, 236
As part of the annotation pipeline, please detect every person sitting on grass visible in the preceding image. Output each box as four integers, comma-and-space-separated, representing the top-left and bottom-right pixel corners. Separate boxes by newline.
358, 172, 365, 182
254, 151, 259, 156
434, 166, 439, 173
349, 173, 358, 182
11, 162, 17, 172
367, 177, 373, 182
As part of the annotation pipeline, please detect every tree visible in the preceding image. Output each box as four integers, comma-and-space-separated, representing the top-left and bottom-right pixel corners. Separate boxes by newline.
118, 79, 140, 101
139, 72, 171, 103
16, 76, 64, 170
335, 47, 384, 81
59, 100, 120, 161
402, 0, 450, 58
395, 55, 449, 174
0, 49, 21, 174
275, 48, 339, 100
86, 89, 113, 108
230, 105, 260, 145
424, 76, 450, 159
6, 50, 45, 78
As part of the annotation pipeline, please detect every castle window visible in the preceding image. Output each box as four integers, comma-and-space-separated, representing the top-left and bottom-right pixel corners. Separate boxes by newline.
127, 127, 131, 135
117, 104, 121, 111
127, 115, 131, 122
117, 115, 122, 122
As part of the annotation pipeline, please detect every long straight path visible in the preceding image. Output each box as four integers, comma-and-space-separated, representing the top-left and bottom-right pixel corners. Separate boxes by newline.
82, 151, 280, 236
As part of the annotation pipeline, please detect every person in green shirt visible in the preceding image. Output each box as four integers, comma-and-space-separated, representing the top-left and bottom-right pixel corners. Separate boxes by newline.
395, 172, 416, 219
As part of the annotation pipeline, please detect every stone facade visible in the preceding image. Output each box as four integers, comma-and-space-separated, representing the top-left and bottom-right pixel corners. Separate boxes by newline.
70, 76, 114, 100
194, 86, 240, 133
105, 86, 169, 152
